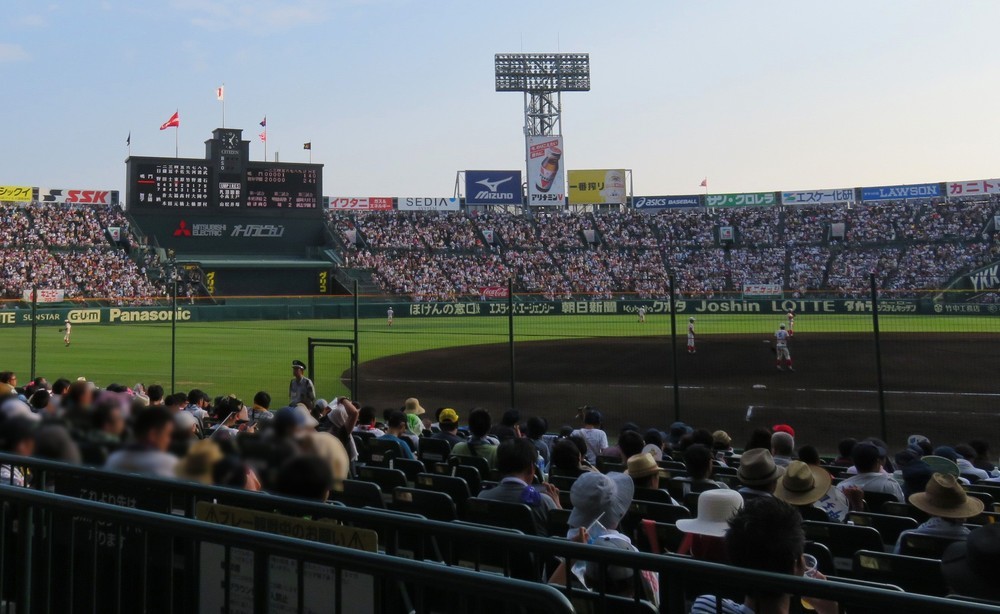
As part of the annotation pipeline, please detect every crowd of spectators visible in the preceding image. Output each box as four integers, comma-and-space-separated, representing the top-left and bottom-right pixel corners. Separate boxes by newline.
0, 203, 165, 302
336, 198, 1000, 301
0, 372, 995, 608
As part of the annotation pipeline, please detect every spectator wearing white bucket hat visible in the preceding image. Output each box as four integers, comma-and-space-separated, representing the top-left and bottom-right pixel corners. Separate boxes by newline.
676, 489, 743, 563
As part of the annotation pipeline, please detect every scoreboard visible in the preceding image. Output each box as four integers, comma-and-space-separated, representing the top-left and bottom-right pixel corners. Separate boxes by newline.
126, 128, 322, 217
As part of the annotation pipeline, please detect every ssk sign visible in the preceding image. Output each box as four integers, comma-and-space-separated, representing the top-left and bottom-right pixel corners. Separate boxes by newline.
38, 188, 117, 205
397, 197, 460, 212
465, 171, 522, 205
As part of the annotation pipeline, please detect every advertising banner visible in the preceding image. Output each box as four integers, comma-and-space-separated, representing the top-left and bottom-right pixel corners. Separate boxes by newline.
37, 188, 116, 205
478, 286, 509, 299
326, 197, 393, 211
397, 197, 461, 212
0, 186, 33, 202
706, 192, 777, 207
21, 289, 66, 303
567, 169, 626, 204
526, 136, 565, 206
861, 183, 941, 201
945, 179, 1000, 198
465, 171, 522, 205
633, 195, 701, 210
128, 214, 326, 255
967, 262, 1000, 293
743, 284, 782, 298
781, 189, 855, 205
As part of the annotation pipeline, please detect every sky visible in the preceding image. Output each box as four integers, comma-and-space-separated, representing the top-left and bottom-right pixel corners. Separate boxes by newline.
3, 0, 1000, 198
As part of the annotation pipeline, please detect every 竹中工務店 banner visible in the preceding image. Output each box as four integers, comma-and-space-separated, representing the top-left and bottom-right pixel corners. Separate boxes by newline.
325, 197, 393, 211
0, 186, 33, 202
861, 183, 941, 201
527, 136, 565, 206
781, 189, 855, 205
706, 192, 777, 207
567, 169, 626, 204
945, 179, 1000, 198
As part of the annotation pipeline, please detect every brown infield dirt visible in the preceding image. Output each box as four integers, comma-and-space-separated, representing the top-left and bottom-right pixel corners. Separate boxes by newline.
347, 333, 1000, 453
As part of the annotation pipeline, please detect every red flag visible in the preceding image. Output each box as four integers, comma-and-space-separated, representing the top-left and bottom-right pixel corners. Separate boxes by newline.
700, 177, 707, 188
160, 111, 180, 130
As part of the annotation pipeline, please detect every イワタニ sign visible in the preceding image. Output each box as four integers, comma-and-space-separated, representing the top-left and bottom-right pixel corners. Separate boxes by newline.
567, 169, 626, 204
526, 136, 565, 206
326, 197, 393, 211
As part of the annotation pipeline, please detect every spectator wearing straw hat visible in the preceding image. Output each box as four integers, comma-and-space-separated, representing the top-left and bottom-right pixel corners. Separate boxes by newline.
736, 448, 785, 500
626, 452, 671, 494
893, 473, 984, 553
942, 524, 1000, 601
676, 489, 743, 563
773, 460, 853, 522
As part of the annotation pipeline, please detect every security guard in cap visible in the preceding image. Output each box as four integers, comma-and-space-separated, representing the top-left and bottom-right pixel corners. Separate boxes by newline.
288, 360, 317, 409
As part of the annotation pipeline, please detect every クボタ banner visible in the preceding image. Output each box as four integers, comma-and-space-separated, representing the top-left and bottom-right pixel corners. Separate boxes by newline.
397, 197, 461, 212
21, 289, 66, 303
633, 195, 702, 210
325, 197, 393, 211
861, 183, 942, 201
37, 188, 117, 205
706, 192, 777, 208
945, 179, 1000, 198
568, 169, 627, 204
465, 171, 522, 205
781, 189, 855, 205
0, 186, 33, 201
527, 136, 565, 206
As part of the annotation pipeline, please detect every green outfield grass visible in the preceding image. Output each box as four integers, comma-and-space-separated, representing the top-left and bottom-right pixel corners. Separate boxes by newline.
1, 312, 996, 403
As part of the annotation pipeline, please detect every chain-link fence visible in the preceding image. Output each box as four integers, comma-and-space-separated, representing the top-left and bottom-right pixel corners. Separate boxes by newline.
4, 280, 999, 453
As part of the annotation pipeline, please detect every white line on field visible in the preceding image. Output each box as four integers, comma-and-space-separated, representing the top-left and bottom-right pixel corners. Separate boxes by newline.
747, 405, 1000, 418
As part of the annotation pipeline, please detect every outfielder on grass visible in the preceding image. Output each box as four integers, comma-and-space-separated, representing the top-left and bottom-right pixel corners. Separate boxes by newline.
62, 320, 72, 347
775, 323, 793, 371
687, 317, 696, 354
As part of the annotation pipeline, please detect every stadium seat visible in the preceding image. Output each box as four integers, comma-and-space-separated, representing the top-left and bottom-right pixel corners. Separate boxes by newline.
796, 505, 832, 523
415, 473, 471, 514
852, 550, 949, 596
846, 512, 918, 547
389, 457, 424, 483
968, 510, 1000, 527
366, 438, 406, 467
802, 521, 883, 574
967, 483, 1000, 500
624, 501, 690, 526
433, 462, 482, 495
964, 490, 994, 509
417, 437, 451, 466
804, 541, 836, 576
881, 502, 931, 523
565, 588, 658, 614
390, 487, 457, 523
596, 454, 622, 470
659, 460, 687, 472
633, 488, 675, 505
548, 474, 577, 492
356, 466, 407, 500
861, 491, 899, 514
898, 533, 962, 559
328, 479, 384, 510
546, 508, 571, 538
463, 498, 539, 536
453, 455, 492, 480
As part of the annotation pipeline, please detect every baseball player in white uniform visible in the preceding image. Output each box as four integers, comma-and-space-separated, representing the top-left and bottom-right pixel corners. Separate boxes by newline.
637, 306, 646, 323
62, 320, 72, 347
787, 310, 795, 336
687, 317, 696, 354
775, 323, 793, 371
387, 307, 394, 327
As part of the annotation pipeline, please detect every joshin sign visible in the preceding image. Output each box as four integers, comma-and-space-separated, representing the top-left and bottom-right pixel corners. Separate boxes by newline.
527, 136, 565, 206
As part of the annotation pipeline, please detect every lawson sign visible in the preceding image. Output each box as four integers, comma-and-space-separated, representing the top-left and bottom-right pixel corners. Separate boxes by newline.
861, 183, 942, 202
633, 195, 702, 210
465, 171, 522, 205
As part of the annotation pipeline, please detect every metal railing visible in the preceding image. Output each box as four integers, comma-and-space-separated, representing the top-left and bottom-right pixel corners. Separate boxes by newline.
0, 485, 575, 614
0, 454, 997, 613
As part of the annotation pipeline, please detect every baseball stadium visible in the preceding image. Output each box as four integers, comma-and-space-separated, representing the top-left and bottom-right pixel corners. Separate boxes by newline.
5, 2, 1000, 612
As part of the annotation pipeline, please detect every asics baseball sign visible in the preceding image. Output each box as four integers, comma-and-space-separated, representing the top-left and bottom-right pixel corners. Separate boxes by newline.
465, 171, 522, 205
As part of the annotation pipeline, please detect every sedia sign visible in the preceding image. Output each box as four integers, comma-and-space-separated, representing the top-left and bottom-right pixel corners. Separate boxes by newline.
68, 310, 102, 324
109, 308, 192, 323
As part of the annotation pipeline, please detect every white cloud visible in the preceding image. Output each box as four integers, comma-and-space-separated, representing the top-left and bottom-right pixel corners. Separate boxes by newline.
0, 43, 29, 63
171, 0, 330, 33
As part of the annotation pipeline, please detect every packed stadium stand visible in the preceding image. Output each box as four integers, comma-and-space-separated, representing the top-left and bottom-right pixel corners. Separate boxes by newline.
327, 196, 1000, 301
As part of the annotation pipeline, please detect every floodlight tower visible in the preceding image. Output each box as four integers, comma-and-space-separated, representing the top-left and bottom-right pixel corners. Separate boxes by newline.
494, 53, 591, 136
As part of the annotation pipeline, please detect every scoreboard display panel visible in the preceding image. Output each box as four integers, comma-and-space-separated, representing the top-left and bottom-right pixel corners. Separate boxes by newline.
126, 127, 322, 218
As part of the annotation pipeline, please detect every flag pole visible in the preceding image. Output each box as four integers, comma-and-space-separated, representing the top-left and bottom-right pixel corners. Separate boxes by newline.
264, 116, 267, 161
175, 111, 179, 159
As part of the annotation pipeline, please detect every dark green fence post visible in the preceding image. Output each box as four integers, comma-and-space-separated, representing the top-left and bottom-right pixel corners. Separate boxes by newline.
171, 268, 177, 395
669, 274, 680, 422
508, 278, 516, 409
870, 274, 888, 443
30, 287, 37, 381
353, 280, 360, 401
